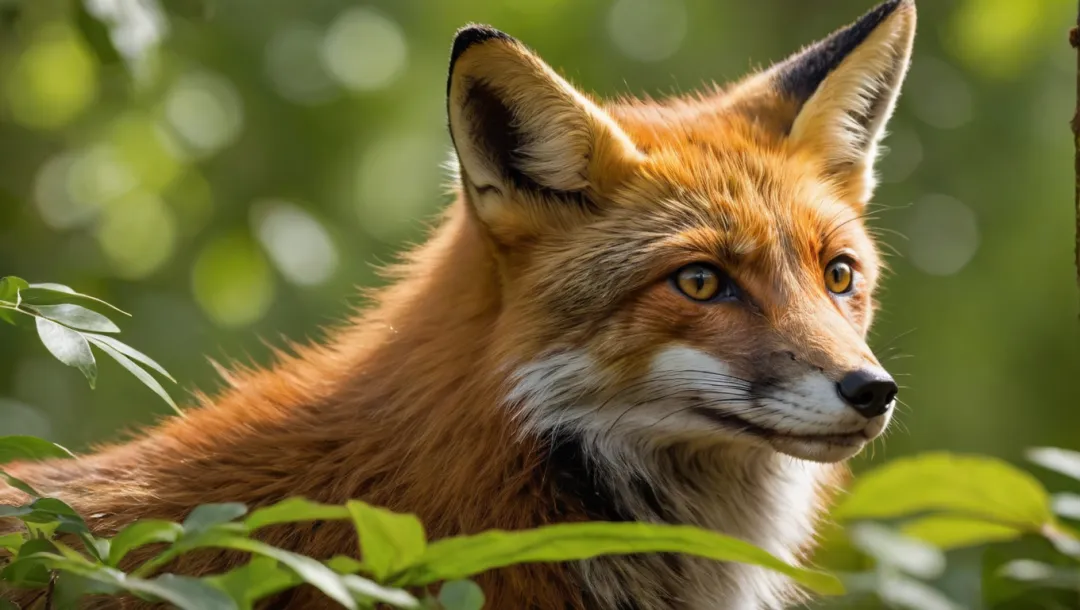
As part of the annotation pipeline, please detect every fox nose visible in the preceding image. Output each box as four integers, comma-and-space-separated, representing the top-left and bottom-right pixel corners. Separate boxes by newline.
837, 368, 898, 419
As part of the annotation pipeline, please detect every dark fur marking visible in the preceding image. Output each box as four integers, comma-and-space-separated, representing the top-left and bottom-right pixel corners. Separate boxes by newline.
775, 0, 909, 108
447, 25, 514, 95
458, 79, 592, 207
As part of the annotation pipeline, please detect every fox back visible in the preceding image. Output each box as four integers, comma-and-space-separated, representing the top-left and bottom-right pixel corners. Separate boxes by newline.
1, 1, 916, 608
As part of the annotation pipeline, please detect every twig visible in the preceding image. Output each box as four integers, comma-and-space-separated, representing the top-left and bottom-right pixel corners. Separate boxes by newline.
1072, 9, 1080, 305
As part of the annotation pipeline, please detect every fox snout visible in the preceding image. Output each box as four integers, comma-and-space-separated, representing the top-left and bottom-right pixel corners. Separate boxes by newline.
836, 367, 898, 419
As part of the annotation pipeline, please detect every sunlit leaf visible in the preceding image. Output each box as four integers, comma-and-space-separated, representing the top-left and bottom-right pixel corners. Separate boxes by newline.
90, 338, 178, 413
346, 501, 426, 582
0, 532, 23, 553
125, 574, 238, 610
878, 569, 962, 610
326, 555, 365, 575
437, 580, 484, 610
408, 521, 844, 595
901, 515, 1023, 550
20, 285, 129, 317
999, 560, 1080, 590
847, 523, 945, 579
0, 470, 40, 497
0, 435, 74, 465
244, 497, 349, 531
35, 317, 97, 388
108, 519, 184, 566
0, 276, 28, 324
206, 557, 301, 609
0, 276, 28, 303
182, 503, 248, 536
1052, 493, 1080, 521
1028, 447, 1080, 482
195, 535, 357, 609
834, 453, 1052, 530
340, 573, 419, 608
84, 333, 174, 381
29, 304, 119, 333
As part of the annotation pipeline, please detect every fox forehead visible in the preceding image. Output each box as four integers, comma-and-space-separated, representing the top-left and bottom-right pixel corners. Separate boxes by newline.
519, 112, 874, 302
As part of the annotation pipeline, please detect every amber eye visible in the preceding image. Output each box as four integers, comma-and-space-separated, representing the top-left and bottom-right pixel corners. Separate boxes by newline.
673, 264, 733, 302
825, 259, 855, 295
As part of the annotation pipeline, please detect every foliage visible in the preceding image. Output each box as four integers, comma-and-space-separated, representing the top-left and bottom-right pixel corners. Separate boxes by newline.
0, 277, 178, 414
808, 451, 1080, 609
0, 438, 842, 609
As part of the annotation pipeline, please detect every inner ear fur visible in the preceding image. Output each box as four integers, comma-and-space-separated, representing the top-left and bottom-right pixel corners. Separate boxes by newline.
446, 26, 642, 206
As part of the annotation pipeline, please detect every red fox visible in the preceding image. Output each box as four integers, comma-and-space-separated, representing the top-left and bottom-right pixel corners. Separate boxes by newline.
2, 0, 915, 608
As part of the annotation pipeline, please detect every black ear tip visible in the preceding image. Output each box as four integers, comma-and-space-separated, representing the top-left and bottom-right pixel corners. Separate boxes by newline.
450, 24, 515, 68
775, 0, 915, 102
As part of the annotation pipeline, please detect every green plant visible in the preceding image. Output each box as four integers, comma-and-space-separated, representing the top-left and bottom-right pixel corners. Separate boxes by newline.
811, 451, 1080, 609
0, 435, 843, 609
0, 277, 178, 414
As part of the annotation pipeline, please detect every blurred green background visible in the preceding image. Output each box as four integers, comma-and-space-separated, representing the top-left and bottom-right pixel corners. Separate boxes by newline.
0, 0, 1078, 605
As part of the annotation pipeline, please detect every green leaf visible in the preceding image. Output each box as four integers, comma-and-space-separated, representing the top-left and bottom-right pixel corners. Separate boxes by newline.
35, 317, 97, 388
834, 453, 1053, 530
0, 504, 32, 518
125, 574, 238, 610
29, 304, 120, 333
108, 519, 184, 566
197, 535, 357, 609
0, 436, 74, 465
0, 532, 23, 553
84, 333, 175, 381
408, 521, 844, 595
0, 276, 28, 302
206, 557, 302, 609
244, 497, 350, 531
347, 501, 427, 582
182, 503, 248, 536
20, 497, 90, 536
901, 515, 1024, 550
1, 538, 58, 587
998, 560, 1080, 590
19, 285, 129, 318
326, 555, 366, 574
847, 523, 945, 579
1028, 447, 1080, 482
0, 470, 41, 497
340, 573, 419, 608
876, 570, 961, 610
0, 276, 28, 324
90, 338, 179, 414
437, 580, 484, 610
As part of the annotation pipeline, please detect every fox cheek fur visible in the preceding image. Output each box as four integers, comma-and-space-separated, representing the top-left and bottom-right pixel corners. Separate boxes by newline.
2, 1, 915, 609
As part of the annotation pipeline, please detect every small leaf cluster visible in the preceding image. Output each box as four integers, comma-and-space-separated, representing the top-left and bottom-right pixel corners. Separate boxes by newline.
0, 437, 842, 609
813, 451, 1080, 609
0, 277, 178, 414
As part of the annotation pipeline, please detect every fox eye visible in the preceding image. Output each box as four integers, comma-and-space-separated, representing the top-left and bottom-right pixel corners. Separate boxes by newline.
825, 259, 855, 295
672, 264, 736, 302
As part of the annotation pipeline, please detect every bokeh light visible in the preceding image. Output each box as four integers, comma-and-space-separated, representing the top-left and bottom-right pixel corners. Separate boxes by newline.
163, 71, 245, 158
264, 22, 339, 105
252, 200, 339, 287
5, 23, 98, 130
906, 194, 981, 277
192, 233, 275, 328
320, 7, 407, 92
607, 0, 687, 62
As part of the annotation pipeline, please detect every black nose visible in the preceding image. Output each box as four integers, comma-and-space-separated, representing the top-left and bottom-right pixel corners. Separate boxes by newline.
836, 368, 897, 418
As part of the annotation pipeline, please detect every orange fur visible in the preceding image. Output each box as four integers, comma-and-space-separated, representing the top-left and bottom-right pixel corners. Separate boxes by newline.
2, 2, 915, 608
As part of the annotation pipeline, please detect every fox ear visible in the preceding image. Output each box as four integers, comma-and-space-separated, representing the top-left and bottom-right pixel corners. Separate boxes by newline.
748, 0, 916, 204
446, 26, 642, 226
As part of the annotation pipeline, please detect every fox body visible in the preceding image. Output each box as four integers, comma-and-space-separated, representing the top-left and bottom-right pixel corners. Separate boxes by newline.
2, 1, 916, 608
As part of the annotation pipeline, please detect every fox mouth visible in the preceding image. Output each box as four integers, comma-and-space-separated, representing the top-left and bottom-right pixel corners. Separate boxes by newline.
691, 406, 874, 461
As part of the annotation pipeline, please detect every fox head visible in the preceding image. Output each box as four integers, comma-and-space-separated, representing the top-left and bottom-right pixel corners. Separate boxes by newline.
446, 0, 916, 463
